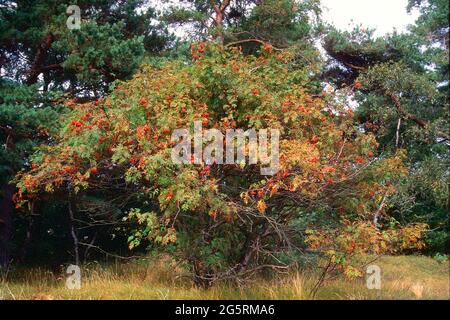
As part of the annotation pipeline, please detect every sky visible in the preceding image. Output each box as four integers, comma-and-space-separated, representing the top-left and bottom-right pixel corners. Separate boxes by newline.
158, 0, 420, 39
321, 0, 419, 36
149, 0, 420, 38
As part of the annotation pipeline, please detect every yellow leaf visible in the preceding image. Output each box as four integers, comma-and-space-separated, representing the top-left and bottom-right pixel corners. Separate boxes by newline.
257, 199, 266, 214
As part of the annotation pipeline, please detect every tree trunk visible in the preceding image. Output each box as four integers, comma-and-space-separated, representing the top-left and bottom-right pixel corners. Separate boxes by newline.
212, 0, 230, 43
26, 32, 54, 85
68, 196, 80, 266
19, 200, 40, 262
0, 184, 14, 268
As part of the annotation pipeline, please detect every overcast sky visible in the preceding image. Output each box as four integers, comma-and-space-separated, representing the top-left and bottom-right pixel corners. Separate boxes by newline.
321, 0, 419, 36
154, 0, 420, 38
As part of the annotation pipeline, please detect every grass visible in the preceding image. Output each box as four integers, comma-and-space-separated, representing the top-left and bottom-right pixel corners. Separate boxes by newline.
0, 255, 448, 300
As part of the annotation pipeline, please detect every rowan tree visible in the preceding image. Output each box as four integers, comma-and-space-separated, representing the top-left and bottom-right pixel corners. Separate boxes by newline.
16, 43, 426, 284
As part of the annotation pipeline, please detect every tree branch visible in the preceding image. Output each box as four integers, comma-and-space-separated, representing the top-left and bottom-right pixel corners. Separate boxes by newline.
40, 63, 62, 72
225, 39, 282, 50
387, 91, 450, 141
26, 32, 54, 84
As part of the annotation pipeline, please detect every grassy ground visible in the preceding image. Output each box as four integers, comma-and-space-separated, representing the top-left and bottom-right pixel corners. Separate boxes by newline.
0, 255, 448, 300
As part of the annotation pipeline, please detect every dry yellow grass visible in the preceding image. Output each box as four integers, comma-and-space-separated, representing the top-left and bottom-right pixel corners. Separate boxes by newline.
0, 255, 448, 300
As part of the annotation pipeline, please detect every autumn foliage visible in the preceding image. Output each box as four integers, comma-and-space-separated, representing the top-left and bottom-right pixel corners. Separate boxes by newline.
16, 43, 427, 285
